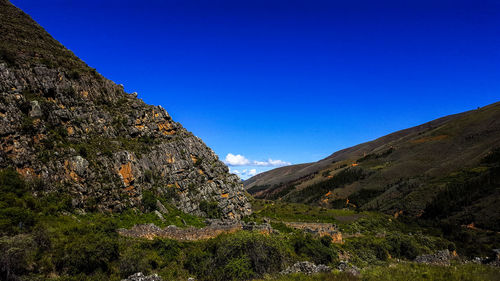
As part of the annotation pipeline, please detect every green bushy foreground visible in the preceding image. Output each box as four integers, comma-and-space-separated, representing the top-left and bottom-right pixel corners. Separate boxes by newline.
257, 263, 500, 281
0, 169, 499, 281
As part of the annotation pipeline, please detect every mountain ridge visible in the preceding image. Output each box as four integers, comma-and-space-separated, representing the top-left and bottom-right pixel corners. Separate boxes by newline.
0, 0, 251, 219
245, 101, 500, 230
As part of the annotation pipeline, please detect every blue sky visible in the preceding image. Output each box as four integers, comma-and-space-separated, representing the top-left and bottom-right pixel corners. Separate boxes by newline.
12, 0, 500, 179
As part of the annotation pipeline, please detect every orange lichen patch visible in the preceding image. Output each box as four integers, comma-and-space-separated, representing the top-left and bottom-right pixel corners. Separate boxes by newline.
394, 210, 403, 218
16, 167, 36, 178
47, 97, 57, 103
80, 91, 89, 98
33, 133, 45, 143
85, 127, 90, 133
135, 125, 145, 130
465, 222, 477, 230
175, 182, 180, 189
124, 185, 135, 192
67, 126, 74, 136
157, 122, 175, 135
198, 169, 204, 175
221, 193, 229, 198
190, 154, 198, 163
0, 112, 6, 118
69, 171, 80, 182
58, 103, 65, 109
63, 160, 81, 182
346, 199, 356, 208
411, 135, 448, 144
119, 162, 134, 187
351, 163, 359, 167
321, 198, 329, 204
135, 118, 142, 125
166, 154, 175, 163
325, 191, 333, 197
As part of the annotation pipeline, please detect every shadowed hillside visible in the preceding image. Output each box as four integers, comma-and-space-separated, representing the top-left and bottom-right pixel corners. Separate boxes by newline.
246, 101, 500, 230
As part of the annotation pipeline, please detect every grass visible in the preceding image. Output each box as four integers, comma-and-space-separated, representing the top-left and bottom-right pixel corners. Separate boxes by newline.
254, 263, 500, 281
249, 200, 364, 224
362, 262, 500, 281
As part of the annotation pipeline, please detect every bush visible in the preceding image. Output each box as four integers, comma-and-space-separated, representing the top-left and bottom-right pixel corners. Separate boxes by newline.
0, 234, 36, 281
142, 190, 157, 212
53, 219, 119, 275
291, 233, 337, 265
186, 232, 290, 281
386, 234, 420, 260
199, 201, 222, 219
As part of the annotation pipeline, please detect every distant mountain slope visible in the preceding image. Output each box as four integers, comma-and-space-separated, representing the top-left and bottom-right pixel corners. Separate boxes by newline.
0, 0, 251, 219
245, 101, 500, 230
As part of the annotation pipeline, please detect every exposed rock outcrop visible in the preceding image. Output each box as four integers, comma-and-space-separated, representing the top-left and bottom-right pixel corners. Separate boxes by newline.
121, 272, 162, 281
0, 0, 251, 219
117, 220, 275, 241
337, 261, 360, 276
415, 249, 454, 266
284, 222, 343, 243
281, 261, 331, 275
118, 222, 242, 241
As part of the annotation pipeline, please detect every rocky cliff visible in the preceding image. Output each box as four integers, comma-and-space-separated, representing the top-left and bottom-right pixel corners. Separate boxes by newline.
0, 0, 251, 219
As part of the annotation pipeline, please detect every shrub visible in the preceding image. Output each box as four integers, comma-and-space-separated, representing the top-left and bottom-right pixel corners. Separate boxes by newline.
53, 219, 119, 275
142, 190, 157, 212
291, 233, 337, 265
0, 234, 36, 281
199, 201, 222, 219
386, 234, 420, 260
186, 232, 290, 281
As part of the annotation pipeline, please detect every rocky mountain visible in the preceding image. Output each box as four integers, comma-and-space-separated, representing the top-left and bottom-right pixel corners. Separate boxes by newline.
246, 101, 500, 230
0, 0, 251, 219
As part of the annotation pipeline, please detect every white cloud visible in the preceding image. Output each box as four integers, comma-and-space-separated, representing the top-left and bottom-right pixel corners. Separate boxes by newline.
225, 153, 250, 166
225, 153, 291, 179
229, 167, 259, 180
253, 159, 291, 167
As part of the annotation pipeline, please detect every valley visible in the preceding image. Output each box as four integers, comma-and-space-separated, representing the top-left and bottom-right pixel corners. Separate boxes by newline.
0, 0, 499, 280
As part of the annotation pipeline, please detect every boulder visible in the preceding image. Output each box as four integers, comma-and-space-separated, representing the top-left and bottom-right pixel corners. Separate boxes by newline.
121, 272, 163, 281
281, 261, 331, 275
415, 249, 452, 266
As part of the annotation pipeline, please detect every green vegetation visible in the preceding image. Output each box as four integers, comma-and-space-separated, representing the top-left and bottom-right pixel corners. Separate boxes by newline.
0, 169, 498, 280
199, 200, 223, 219
285, 168, 368, 203
248, 200, 358, 224
356, 148, 394, 163
256, 263, 500, 281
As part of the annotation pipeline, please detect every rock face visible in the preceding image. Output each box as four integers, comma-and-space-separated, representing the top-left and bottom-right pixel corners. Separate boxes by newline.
0, 0, 251, 219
